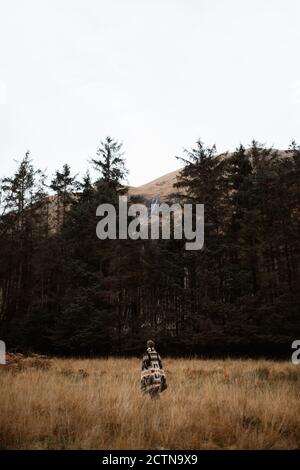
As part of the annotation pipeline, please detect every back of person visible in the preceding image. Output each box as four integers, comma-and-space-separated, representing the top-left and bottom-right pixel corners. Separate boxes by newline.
140, 340, 167, 399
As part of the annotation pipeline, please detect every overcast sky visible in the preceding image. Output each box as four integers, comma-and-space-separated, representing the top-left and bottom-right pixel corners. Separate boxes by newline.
0, 0, 300, 186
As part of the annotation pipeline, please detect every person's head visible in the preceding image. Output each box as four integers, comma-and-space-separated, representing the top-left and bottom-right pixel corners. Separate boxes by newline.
147, 339, 155, 349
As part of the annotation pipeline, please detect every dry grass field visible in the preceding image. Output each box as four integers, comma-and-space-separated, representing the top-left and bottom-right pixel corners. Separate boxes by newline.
0, 356, 300, 450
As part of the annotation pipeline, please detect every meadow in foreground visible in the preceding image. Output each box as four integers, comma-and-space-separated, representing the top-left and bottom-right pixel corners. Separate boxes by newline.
0, 357, 300, 450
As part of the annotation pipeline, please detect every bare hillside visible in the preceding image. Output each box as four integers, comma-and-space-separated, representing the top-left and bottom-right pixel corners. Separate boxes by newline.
128, 169, 181, 199
128, 149, 292, 199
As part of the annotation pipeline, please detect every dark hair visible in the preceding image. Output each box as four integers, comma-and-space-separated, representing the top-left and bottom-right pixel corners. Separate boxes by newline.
147, 339, 155, 348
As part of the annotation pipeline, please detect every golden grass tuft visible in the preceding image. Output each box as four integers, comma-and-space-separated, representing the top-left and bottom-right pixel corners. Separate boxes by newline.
0, 357, 300, 450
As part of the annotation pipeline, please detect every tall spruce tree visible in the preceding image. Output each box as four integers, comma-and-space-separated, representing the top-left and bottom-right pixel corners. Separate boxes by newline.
0, 152, 48, 348
52, 139, 130, 354
91, 136, 128, 188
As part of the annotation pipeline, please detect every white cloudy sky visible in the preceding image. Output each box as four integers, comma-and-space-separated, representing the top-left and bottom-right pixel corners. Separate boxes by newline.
0, 0, 300, 186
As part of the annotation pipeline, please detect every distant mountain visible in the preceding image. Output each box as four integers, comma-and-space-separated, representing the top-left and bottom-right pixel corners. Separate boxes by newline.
128, 149, 293, 199
128, 169, 181, 199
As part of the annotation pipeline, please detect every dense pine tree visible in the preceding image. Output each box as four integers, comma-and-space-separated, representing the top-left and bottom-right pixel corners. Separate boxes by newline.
0, 138, 299, 356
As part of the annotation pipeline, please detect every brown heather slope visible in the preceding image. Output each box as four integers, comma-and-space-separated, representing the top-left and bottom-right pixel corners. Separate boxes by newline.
128, 149, 293, 199
128, 169, 181, 199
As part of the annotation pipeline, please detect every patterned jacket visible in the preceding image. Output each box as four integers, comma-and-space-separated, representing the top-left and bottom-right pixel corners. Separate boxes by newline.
140, 347, 167, 394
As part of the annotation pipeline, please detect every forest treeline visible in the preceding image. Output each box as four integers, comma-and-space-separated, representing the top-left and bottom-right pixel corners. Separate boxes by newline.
0, 138, 300, 357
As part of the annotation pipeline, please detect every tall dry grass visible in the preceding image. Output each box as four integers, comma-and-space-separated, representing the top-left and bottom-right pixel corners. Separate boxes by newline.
0, 357, 300, 450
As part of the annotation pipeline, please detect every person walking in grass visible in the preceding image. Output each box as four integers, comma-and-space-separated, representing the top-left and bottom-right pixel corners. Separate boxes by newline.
140, 340, 167, 399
